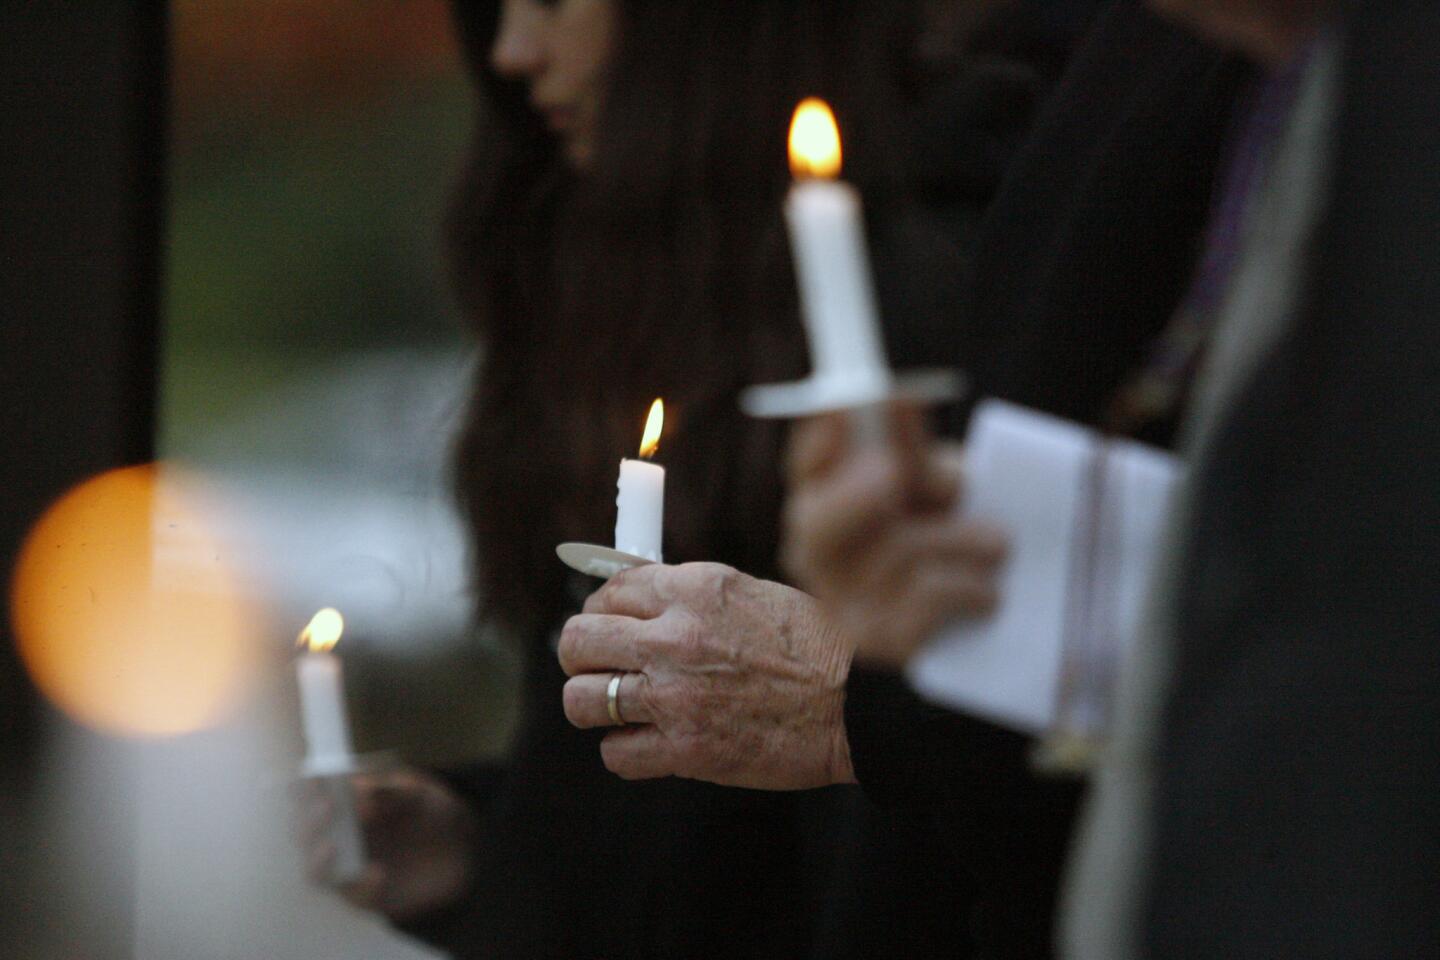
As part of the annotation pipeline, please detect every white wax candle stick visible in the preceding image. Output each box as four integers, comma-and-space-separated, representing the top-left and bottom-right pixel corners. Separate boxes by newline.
297, 651, 355, 771
615, 457, 665, 562
784, 178, 891, 385
293, 608, 365, 885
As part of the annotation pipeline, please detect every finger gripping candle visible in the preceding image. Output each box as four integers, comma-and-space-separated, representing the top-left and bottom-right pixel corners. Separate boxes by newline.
614, 399, 665, 562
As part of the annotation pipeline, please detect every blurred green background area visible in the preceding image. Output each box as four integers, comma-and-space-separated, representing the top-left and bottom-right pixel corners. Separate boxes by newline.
161, 0, 518, 765
161, 0, 472, 458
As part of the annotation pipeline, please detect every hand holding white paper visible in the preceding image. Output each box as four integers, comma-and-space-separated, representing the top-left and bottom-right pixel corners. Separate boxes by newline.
906, 400, 1179, 736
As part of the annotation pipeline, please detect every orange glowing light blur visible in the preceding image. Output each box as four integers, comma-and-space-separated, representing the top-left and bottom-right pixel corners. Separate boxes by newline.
9, 464, 263, 738
788, 98, 842, 180
298, 608, 344, 653
639, 398, 664, 459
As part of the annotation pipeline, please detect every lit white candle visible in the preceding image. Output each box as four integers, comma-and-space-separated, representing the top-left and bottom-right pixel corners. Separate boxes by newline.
295, 607, 365, 886
739, 99, 959, 426
785, 98, 891, 391
296, 607, 354, 772
614, 399, 665, 562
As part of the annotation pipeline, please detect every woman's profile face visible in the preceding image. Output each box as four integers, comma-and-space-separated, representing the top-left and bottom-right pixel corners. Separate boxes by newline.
492, 0, 618, 170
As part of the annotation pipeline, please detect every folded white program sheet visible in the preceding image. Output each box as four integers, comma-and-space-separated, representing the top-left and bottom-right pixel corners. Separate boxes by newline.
906, 399, 1180, 735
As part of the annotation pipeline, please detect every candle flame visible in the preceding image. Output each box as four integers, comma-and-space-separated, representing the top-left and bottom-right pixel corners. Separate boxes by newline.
298, 608, 344, 653
788, 98, 842, 179
639, 399, 664, 459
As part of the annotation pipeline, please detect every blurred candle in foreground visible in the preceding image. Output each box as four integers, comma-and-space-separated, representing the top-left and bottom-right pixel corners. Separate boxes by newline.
615, 399, 665, 562
295, 608, 353, 771
785, 98, 891, 389
295, 607, 365, 885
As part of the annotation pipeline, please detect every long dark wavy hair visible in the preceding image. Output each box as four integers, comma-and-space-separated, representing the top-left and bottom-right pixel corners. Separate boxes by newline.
448, 1, 936, 641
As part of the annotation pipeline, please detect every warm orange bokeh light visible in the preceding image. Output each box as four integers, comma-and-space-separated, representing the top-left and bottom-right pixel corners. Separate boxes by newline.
9, 464, 262, 738
639, 398, 665, 459
298, 607, 344, 653
788, 98, 842, 180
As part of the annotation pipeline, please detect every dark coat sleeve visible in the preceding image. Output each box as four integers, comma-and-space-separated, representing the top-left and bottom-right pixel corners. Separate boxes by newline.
845, 670, 1082, 960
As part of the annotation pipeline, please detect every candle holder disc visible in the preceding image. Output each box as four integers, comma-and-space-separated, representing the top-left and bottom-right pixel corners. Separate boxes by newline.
741, 368, 965, 419
557, 542, 656, 580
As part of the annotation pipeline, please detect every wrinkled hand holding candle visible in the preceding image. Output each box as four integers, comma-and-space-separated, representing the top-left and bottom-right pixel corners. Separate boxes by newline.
614, 399, 666, 562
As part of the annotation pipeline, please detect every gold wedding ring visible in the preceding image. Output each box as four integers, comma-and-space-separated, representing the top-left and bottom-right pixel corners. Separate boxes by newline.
606, 671, 627, 726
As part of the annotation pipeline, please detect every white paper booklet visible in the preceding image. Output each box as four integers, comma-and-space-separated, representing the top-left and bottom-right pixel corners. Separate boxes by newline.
905, 399, 1180, 735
